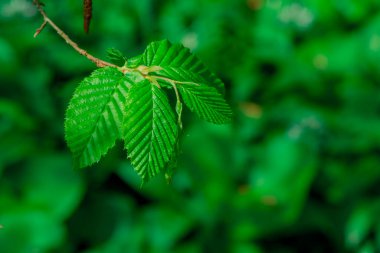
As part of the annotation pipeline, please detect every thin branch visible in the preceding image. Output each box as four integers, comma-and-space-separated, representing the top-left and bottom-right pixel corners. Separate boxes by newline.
33, 0, 116, 68
34, 20, 47, 38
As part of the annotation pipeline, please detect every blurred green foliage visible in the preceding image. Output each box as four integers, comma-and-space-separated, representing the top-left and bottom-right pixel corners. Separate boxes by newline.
1, 0, 380, 252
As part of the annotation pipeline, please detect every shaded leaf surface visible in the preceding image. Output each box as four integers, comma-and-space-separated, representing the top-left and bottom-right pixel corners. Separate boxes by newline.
107, 48, 127, 66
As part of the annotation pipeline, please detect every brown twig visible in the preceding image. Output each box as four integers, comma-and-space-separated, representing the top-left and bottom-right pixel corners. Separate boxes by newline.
33, 0, 116, 68
34, 19, 47, 38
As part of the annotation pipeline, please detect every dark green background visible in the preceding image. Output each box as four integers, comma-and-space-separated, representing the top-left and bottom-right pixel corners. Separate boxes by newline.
1, 0, 380, 252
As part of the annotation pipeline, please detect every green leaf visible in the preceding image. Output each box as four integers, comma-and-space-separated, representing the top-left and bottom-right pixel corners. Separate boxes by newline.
106, 48, 127, 66
156, 66, 205, 84
65, 67, 131, 168
64, 39, 232, 181
126, 55, 143, 68
150, 67, 232, 124
179, 83, 232, 124
142, 39, 225, 95
141, 41, 232, 124
123, 78, 178, 181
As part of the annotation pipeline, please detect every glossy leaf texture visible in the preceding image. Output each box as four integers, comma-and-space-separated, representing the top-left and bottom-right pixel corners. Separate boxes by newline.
123, 78, 178, 181
141, 39, 225, 95
65, 67, 131, 168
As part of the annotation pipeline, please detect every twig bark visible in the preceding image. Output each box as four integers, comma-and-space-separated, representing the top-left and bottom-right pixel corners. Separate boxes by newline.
33, 0, 116, 68
33, 20, 47, 38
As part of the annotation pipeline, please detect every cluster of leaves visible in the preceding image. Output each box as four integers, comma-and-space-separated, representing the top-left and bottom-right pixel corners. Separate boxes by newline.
64, 40, 232, 182
4, 0, 380, 252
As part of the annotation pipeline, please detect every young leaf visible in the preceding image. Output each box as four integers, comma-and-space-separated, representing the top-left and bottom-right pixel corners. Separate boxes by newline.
107, 48, 127, 66
123, 78, 178, 181
142, 40, 225, 95
179, 83, 232, 124
126, 55, 143, 68
65, 67, 131, 168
